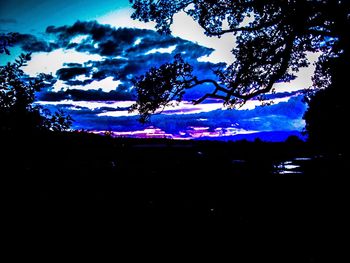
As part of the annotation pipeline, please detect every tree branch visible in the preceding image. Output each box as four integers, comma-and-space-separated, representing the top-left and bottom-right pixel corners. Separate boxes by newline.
229, 31, 296, 100
196, 16, 281, 37
189, 31, 296, 104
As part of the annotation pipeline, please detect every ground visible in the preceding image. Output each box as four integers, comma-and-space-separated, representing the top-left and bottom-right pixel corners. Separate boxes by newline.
1, 132, 345, 262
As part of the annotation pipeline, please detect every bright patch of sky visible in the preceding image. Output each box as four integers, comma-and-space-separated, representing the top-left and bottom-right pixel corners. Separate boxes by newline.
273, 52, 320, 92
170, 11, 235, 64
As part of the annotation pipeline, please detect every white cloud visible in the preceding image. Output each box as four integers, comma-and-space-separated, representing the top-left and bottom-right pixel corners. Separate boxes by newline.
162, 101, 224, 115
70, 35, 89, 44
97, 7, 156, 30
134, 38, 142, 46
145, 45, 177, 55
75, 74, 91, 81
22, 48, 104, 77
52, 76, 123, 92
97, 110, 138, 117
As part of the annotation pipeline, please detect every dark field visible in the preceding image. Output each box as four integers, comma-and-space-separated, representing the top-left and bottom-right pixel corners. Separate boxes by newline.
1, 132, 346, 261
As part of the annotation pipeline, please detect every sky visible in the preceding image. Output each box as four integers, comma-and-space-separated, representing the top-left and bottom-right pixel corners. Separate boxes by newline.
0, 0, 314, 141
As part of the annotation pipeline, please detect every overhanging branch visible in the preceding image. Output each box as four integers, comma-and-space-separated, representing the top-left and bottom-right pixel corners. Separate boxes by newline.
188, 31, 296, 105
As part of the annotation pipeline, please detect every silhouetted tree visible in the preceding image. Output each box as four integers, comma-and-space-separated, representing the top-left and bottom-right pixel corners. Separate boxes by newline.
303, 85, 345, 149
129, 0, 349, 145
0, 33, 72, 133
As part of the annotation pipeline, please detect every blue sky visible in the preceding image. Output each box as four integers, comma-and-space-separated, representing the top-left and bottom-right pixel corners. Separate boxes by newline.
0, 0, 313, 140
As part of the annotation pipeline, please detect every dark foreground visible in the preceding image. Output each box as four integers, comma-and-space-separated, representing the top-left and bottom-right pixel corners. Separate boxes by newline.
1, 132, 346, 261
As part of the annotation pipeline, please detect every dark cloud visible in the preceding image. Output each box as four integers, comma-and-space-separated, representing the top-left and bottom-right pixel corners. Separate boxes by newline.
14, 33, 57, 52
64, 79, 94, 86
0, 18, 17, 24
26, 21, 217, 100
82, 52, 220, 99
63, 62, 83, 67
46, 21, 155, 56
10, 21, 218, 100
38, 88, 135, 102
0, 20, 213, 99
86, 53, 173, 83
87, 58, 129, 81
56, 67, 90, 81
44, 21, 214, 59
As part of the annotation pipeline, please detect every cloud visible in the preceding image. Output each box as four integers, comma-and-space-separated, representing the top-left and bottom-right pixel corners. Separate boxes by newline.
97, 8, 235, 64
148, 96, 306, 134
14, 33, 57, 52
56, 66, 90, 81
52, 77, 123, 92
45, 21, 159, 55
43, 21, 214, 59
38, 95, 306, 137
16, 20, 214, 66
14, 20, 308, 138
263, 91, 303, 100
97, 7, 157, 31
0, 18, 17, 24
22, 48, 104, 76
39, 20, 312, 100
19, 21, 220, 101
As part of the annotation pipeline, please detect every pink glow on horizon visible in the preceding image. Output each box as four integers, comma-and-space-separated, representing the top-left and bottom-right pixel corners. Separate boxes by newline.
90, 125, 257, 140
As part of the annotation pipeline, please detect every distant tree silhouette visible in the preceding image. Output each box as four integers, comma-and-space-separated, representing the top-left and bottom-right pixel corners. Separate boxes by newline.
0, 33, 72, 133
285, 135, 303, 144
129, 0, 349, 145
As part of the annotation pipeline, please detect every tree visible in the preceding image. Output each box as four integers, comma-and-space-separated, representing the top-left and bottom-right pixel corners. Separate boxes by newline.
303, 82, 346, 149
0, 33, 72, 133
129, 0, 349, 143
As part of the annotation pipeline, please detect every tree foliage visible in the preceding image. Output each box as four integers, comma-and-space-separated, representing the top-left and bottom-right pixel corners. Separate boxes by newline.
129, 0, 349, 129
0, 33, 72, 133
130, 54, 196, 122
